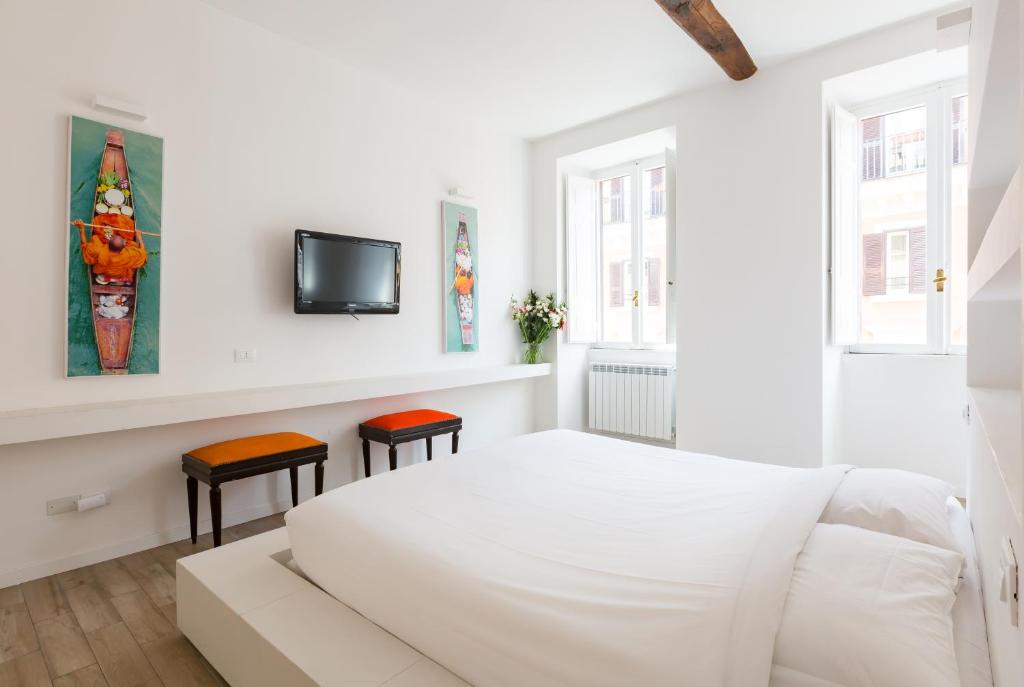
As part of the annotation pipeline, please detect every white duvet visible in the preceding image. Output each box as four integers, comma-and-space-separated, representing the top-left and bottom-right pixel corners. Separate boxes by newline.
287, 430, 848, 687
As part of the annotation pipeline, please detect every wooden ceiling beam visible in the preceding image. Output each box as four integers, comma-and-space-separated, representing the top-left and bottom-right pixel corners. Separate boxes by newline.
654, 0, 758, 81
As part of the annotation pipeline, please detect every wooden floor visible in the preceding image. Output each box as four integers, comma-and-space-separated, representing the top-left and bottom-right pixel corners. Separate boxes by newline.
0, 513, 285, 687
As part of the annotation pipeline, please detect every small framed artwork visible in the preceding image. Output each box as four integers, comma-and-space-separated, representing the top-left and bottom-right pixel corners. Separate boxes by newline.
66, 116, 163, 376
442, 201, 479, 353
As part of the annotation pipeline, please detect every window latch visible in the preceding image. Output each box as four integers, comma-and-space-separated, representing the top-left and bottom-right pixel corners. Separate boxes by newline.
933, 268, 947, 293
632, 290, 639, 307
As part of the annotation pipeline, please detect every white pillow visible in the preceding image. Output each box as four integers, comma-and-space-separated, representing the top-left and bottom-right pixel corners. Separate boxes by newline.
772, 523, 963, 687
820, 468, 959, 552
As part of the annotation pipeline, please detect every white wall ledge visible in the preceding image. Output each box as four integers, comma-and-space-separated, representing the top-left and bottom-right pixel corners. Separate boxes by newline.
0, 364, 551, 447
968, 167, 1022, 302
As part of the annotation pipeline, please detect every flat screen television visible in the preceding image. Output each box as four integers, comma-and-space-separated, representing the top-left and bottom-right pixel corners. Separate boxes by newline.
294, 230, 401, 314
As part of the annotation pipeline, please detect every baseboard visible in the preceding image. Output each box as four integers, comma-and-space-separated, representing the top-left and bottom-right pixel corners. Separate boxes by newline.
0, 499, 292, 588
586, 429, 676, 449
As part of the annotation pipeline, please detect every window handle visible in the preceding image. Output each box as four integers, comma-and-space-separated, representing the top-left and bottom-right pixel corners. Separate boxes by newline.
632, 290, 639, 307
934, 268, 947, 293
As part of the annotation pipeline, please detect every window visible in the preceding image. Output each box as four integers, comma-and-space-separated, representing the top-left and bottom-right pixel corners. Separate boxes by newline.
952, 95, 968, 165
565, 155, 674, 348
646, 257, 662, 306
600, 175, 633, 342
831, 81, 967, 354
603, 177, 627, 224
885, 231, 910, 293
647, 167, 666, 218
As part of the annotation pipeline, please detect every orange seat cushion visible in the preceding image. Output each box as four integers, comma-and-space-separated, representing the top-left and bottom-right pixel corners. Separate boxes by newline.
363, 409, 460, 432
187, 432, 325, 467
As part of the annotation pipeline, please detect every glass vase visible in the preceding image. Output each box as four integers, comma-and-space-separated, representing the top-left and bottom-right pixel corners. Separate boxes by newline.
523, 341, 543, 364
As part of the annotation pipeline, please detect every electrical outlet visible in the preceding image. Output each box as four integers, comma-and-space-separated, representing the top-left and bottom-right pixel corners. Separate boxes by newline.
47, 495, 80, 516
234, 348, 257, 363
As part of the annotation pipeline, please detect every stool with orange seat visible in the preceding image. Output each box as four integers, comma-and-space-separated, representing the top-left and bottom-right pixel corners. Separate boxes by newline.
181, 432, 328, 547
358, 409, 462, 477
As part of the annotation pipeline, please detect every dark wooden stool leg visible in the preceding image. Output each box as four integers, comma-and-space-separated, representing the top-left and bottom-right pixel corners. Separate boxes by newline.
362, 439, 371, 478
315, 460, 324, 496
289, 466, 299, 507
210, 485, 222, 547
452, 431, 460, 454
426, 436, 433, 461
186, 476, 198, 544
388, 444, 397, 471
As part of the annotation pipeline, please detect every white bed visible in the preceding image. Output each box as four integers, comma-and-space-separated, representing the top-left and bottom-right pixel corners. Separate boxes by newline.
282, 429, 993, 687
178, 429, 993, 686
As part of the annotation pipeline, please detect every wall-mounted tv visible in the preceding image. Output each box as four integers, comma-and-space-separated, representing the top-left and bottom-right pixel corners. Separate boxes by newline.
294, 230, 401, 314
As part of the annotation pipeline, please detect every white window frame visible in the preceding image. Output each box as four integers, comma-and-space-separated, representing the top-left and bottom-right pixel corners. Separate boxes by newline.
591, 155, 675, 350
845, 79, 967, 355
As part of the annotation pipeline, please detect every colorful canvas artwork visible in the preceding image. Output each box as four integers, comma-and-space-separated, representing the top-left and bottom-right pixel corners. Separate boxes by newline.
66, 116, 163, 376
443, 202, 479, 353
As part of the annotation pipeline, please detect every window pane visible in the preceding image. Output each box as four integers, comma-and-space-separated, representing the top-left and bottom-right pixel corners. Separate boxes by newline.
886, 231, 910, 294
885, 107, 927, 175
602, 176, 629, 224
950, 95, 968, 347
858, 105, 928, 345
601, 175, 632, 343
952, 95, 968, 165
645, 167, 666, 218
642, 167, 668, 344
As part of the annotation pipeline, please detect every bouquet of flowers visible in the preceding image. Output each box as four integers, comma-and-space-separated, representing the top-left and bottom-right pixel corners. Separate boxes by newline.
510, 291, 567, 364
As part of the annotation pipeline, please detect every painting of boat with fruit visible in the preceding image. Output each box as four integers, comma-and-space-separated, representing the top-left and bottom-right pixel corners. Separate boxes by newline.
66, 116, 162, 377
443, 202, 479, 353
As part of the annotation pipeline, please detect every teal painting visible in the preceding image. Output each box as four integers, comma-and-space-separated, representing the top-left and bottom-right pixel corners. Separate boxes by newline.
67, 116, 162, 376
443, 202, 479, 353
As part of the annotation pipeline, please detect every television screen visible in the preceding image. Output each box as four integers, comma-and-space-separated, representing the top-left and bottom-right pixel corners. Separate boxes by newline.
294, 230, 401, 314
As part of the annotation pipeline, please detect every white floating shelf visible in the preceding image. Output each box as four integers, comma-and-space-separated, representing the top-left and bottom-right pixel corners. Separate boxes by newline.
0, 364, 552, 447
969, 386, 1024, 522
969, 167, 1022, 302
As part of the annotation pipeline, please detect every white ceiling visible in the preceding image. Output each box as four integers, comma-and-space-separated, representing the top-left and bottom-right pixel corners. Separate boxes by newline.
203, 0, 959, 139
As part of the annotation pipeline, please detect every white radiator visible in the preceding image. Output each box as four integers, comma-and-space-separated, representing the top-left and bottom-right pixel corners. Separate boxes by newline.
588, 363, 676, 441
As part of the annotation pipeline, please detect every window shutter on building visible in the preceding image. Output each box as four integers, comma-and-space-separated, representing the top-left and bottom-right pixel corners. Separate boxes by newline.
909, 227, 927, 294
862, 233, 886, 296
862, 115, 883, 181
565, 175, 598, 343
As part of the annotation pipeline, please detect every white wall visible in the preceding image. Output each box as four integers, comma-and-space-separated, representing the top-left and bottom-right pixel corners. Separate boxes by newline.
839, 354, 968, 493
2, 0, 529, 410
531, 12, 956, 469
0, 0, 536, 584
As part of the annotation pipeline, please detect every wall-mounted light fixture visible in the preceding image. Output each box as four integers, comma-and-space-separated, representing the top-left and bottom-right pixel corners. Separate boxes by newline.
92, 95, 148, 121
448, 186, 475, 200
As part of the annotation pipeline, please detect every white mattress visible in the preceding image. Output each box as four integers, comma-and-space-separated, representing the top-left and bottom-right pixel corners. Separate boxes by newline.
949, 498, 995, 687
287, 429, 847, 687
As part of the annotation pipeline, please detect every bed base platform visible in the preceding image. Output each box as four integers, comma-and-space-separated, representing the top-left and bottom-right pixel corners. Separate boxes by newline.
176, 527, 467, 687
